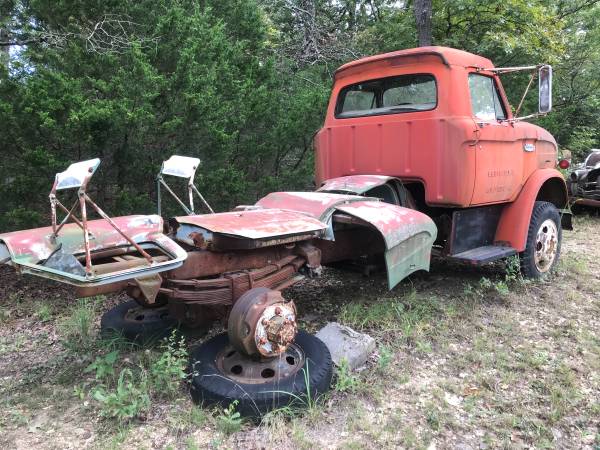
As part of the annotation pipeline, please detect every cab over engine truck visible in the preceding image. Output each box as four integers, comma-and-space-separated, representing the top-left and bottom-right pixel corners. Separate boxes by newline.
0, 47, 569, 416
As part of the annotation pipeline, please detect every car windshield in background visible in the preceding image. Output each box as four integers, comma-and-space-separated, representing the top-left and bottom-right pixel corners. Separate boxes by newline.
336, 74, 437, 118
584, 151, 600, 168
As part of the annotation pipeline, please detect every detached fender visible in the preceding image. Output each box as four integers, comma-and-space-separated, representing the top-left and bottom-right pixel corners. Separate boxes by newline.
495, 169, 568, 252
335, 201, 437, 289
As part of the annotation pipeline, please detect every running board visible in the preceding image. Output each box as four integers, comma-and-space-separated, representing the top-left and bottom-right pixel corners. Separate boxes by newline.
450, 245, 517, 265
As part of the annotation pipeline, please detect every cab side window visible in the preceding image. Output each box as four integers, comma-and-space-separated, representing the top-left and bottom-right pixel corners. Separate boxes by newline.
468, 74, 507, 121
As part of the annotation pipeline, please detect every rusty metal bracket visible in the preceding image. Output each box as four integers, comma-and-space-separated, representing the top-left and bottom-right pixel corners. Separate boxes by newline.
49, 158, 154, 277
156, 155, 214, 217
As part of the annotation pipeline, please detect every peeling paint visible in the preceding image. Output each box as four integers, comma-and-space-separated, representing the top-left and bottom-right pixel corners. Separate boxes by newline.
318, 175, 396, 194
174, 208, 328, 240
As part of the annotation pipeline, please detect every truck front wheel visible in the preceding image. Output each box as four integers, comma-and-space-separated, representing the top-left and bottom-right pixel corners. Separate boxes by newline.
520, 201, 562, 278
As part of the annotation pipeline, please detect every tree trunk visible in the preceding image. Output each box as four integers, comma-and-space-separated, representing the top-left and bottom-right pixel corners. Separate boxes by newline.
413, 0, 433, 46
0, 28, 9, 66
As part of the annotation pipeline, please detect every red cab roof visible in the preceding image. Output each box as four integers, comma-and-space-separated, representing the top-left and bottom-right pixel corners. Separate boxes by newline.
335, 46, 494, 79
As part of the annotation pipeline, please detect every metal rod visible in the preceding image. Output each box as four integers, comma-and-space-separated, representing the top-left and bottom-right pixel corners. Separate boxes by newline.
478, 65, 538, 73
54, 199, 84, 236
515, 71, 537, 117
192, 185, 214, 213
84, 193, 154, 264
159, 178, 192, 215
50, 194, 57, 236
188, 181, 195, 214
157, 177, 162, 217
79, 191, 93, 275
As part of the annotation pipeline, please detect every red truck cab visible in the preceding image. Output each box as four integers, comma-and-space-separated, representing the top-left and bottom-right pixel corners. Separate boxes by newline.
316, 46, 569, 277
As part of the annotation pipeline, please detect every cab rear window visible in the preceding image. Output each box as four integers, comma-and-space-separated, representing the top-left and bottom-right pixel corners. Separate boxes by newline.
335, 74, 437, 119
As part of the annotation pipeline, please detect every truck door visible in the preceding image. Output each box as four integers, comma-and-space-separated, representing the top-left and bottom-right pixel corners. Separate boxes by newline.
468, 73, 523, 205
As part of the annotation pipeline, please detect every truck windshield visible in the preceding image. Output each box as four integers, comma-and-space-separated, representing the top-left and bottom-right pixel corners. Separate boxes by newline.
336, 74, 437, 118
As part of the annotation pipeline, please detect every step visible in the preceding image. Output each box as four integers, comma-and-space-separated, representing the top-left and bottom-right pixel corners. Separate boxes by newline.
450, 245, 517, 265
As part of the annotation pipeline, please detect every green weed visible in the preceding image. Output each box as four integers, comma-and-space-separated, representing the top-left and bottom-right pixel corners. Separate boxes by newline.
148, 333, 188, 399
34, 303, 53, 322
85, 350, 120, 381
85, 331, 188, 423
0, 306, 11, 323
334, 358, 360, 393
59, 297, 99, 351
91, 368, 150, 421
216, 400, 242, 435
377, 345, 393, 373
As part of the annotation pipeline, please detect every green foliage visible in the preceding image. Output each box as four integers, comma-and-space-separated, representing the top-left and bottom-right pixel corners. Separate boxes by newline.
91, 368, 151, 421
34, 303, 53, 322
215, 400, 243, 435
84, 331, 188, 423
59, 297, 98, 351
377, 345, 393, 373
1, 0, 600, 231
334, 358, 361, 393
85, 350, 120, 381
0, 0, 326, 229
339, 290, 442, 343
148, 333, 188, 398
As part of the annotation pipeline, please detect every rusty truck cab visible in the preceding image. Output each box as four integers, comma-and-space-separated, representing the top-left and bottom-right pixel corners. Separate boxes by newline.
316, 46, 568, 264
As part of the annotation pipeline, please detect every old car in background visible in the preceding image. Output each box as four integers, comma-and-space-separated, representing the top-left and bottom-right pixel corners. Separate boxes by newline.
568, 149, 600, 209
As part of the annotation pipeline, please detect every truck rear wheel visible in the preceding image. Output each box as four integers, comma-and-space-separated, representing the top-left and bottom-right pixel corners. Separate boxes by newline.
100, 300, 178, 343
520, 201, 562, 278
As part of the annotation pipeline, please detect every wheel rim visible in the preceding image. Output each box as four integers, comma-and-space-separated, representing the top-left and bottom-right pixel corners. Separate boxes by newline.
534, 218, 558, 273
215, 343, 305, 385
123, 305, 170, 324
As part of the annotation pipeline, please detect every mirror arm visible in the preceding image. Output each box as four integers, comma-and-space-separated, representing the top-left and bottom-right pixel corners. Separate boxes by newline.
514, 71, 537, 117
509, 112, 549, 122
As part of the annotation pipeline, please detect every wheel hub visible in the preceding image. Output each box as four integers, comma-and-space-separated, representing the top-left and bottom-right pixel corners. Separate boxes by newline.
228, 288, 298, 358
534, 218, 558, 273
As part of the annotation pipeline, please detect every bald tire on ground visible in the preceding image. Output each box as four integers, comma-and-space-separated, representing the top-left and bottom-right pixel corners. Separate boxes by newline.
519, 201, 562, 279
189, 331, 333, 417
100, 300, 179, 344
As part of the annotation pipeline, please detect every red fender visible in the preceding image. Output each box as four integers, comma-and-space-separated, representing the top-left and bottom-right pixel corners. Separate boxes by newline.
495, 169, 567, 252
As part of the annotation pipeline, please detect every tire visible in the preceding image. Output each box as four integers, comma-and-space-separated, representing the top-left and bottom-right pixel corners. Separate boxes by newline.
519, 201, 562, 279
100, 300, 179, 343
189, 330, 333, 417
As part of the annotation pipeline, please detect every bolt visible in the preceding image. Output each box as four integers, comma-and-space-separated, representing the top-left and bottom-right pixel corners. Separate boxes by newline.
261, 318, 269, 326
274, 306, 282, 316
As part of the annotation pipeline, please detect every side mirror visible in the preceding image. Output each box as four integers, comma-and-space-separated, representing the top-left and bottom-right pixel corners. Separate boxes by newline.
538, 65, 552, 114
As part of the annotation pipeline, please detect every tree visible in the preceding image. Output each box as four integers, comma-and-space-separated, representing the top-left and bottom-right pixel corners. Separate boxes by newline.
413, 0, 432, 46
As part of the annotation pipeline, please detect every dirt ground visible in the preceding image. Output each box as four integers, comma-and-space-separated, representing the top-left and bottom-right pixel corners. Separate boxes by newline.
0, 215, 598, 450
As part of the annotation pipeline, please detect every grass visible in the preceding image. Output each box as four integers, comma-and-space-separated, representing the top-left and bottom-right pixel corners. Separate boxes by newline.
559, 254, 589, 276
338, 289, 447, 347
215, 401, 243, 435
334, 358, 361, 393
0, 306, 11, 323
86, 331, 189, 422
0, 216, 598, 448
58, 297, 99, 351
34, 303, 53, 322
